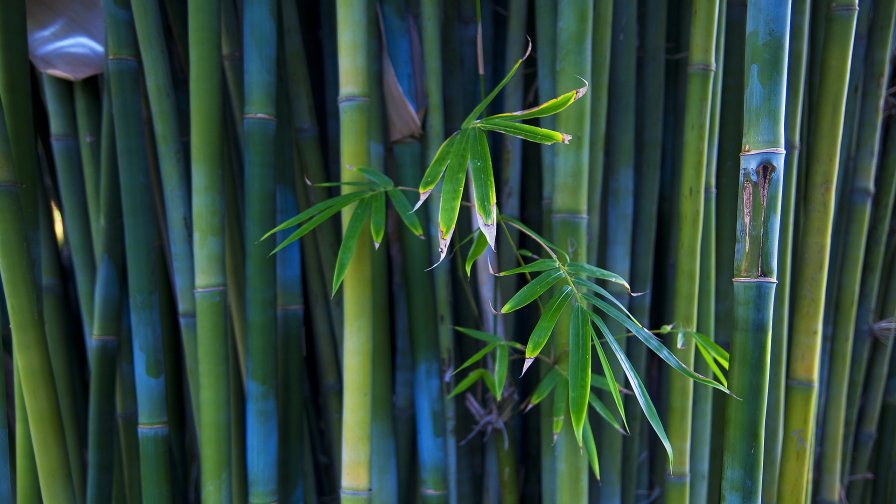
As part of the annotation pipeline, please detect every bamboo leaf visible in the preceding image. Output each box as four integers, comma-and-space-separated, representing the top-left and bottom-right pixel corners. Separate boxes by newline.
465, 230, 489, 276
484, 82, 589, 121
271, 197, 360, 255
495, 258, 559, 276
583, 293, 730, 394
469, 128, 498, 248
495, 344, 508, 398
574, 277, 637, 325
526, 368, 560, 411
589, 322, 628, 432
696, 342, 728, 388
524, 285, 574, 361
355, 166, 394, 188
583, 420, 600, 480
477, 118, 570, 144
331, 197, 371, 296
453, 342, 498, 375
437, 129, 471, 263
265, 190, 368, 240
370, 191, 386, 249
590, 373, 613, 392
461, 40, 532, 128
591, 313, 673, 466
691, 330, 729, 368
448, 368, 496, 398
502, 269, 565, 313
387, 189, 423, 237
588, 392, 625, 434
416, 131, 459, 208
566, 262, 633, 293
569, 304, 591, 446
553, 379, 567, 440
500, 215, 569, 261
455, 326, 501, 344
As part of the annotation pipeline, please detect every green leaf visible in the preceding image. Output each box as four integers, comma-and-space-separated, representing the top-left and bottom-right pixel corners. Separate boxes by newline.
270, 193, 367, 254
696, 341, 728, 388
569, 304, 591, 446
691, 330, 730, 368
465, 231, 489, 276
583, 420, 600, 480
469, 128, 498, 247
495, 344, 509, 398
265, 190, 368, 240
496, 259, 559, 276
461, 40, 531, 128
417, 131, 459, 207
449, 368, 497, 399
477, 118, 571, 144
331, 197, 372, 296
588, 392, 625, 434
455, 326, 501, 344
437, 129, 472, 262
583, 293, 730, 394
574, 278, 638, 326
484, 83, 588, 121
590, 373, 613, 392
552, 378, 567, 440
526, 368, 560, 411
502, 269, 565, 313
591, 312, 673, 466
500, 215, 569, 262
588, 322, 628, 432
370, 191, 385, 248
566, 262, 633, 293
524, 286, 574, 361
355, 166, 394, 188
453, 342, 498, 376
387, 189, 423, 237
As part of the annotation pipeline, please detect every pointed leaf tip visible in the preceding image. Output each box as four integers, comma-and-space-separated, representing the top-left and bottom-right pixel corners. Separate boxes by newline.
561, 133, 572, 144
521, 357, 535, 377
413, 190, 431, 211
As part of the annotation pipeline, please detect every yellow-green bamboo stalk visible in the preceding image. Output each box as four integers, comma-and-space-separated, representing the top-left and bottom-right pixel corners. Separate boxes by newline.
776, 2, 858, 501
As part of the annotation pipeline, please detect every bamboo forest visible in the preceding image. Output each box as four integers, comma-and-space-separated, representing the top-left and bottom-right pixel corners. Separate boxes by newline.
3, 0, 896, 502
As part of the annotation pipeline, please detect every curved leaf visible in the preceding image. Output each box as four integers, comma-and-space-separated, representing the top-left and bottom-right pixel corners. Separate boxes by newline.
453, 342, 498, 376
455, 326, 501, 344
569, 304, 591, 446
465, 230, 489, 276
589, 322, 628, 432
524, 285, 574, 360
566, 262, 633, 293
437, 129, 472, 262
370, 191, 385, 248
588, 392, 625, 434
461, 40, 531, 128
449, 368, 497, 399
495, 344, 508, 398
387, 189, 423, 237
526, 368, 560, 411
502, 269, 565, 313
484, 82, 589, 121
469, 128, 497, 248
417, 131, 459, 207
496, 258, 559, 276
332, 197, 372, 295
355, 166, 394, 188
477, 118, 570, 144
583, 420, 600, 480
265, 190, 368, 240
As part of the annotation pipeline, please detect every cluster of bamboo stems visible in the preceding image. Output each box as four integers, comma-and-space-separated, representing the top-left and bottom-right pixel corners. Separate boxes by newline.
3, 0, 896, 502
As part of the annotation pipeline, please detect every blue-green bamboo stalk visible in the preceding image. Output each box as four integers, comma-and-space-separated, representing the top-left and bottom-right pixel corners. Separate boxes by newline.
115, 300, 143, 504
105, 0, 174, 499
190, 0, 232, 498
72, 79, 102, 258
243, 0, 280, 500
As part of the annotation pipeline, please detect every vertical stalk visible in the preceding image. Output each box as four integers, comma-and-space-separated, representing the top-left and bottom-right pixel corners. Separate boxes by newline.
552, 1, 593, 502
336, 1, 374, 501
776, 2, 858, 501
190, 0, 233, 498
72, 79, 102, 257
243, 0, 280, 500
105, 0, 175, 499
720, 1, 790, 502
14, 365, 40, 503
664, 2, 718, 503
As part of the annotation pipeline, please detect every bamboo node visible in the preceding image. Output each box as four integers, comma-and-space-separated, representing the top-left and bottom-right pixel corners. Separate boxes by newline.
243, 113, 277, 122
687, 62, 716, 72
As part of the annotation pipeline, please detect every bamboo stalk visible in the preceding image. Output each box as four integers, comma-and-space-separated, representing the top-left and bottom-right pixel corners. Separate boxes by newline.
664, 2, 718, 502
819, 2, 895, 500
776, 2, 858, 501
0, 300, 11, 504
190, 0, 233, 497
242, 0, 280, 500
552, 1, 593, 502
719, 2, 790, 502
115, 300, 144, 504
105, 0, 175, 499
72, 79, 102, 258
336, 1, 375, 501
14, 364, 40, 504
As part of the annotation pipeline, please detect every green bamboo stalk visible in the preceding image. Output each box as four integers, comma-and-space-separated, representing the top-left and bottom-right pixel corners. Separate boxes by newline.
336, 1, 375, 501
419, 1, 460, 501
243, 0, 280, 499
229, 338, 248, 504
761, 2, 809, 500
131, 0, 200, 421
115, 300, 143, 504
223, 125, 247, 380
776, 2, 858, 501
819, 2, 895, 500
691, 3, 726, 501
190, 0, 232, 498
222, 0, 244, 148
275, 100, 304, 503
664, 2, 718, 502
72, 79, 102, 259
105, 0, 175, 499
844, 122, 896, 501
586, 0, 612, 270
626, 2, 667, 501
0, 100, 75, 502
871, 311, 896, 502
87, 95, 123, 503
719, 2, 790, 502
552, 1, 593, 502
14, 364, 40, 504
600, 1, 633, 498
0, 298, 11, 504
